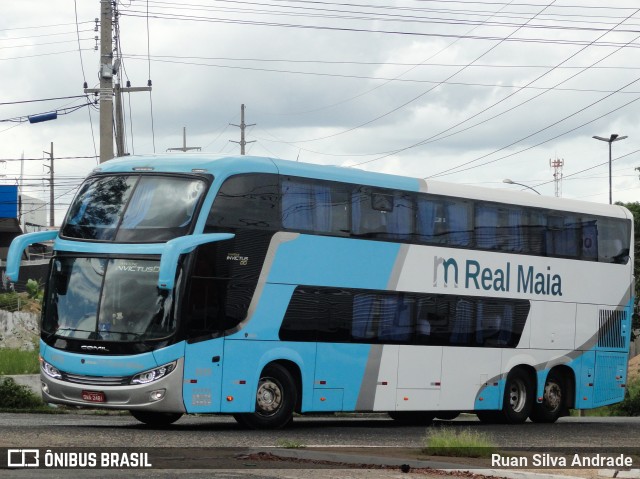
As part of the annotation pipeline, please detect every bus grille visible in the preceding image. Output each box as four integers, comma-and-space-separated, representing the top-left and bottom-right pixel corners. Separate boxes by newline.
597, 309, 626, 350
61, 372, 131, 386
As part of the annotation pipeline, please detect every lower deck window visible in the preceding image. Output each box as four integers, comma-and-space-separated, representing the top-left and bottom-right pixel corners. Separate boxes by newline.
280, 287, 529, 348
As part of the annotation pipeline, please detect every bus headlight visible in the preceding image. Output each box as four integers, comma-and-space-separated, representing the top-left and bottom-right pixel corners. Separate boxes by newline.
131, 361, 177, 385
41, 359, 62, 379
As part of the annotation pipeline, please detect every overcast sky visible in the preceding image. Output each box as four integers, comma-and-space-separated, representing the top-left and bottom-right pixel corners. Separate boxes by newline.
1, 0, 640, 225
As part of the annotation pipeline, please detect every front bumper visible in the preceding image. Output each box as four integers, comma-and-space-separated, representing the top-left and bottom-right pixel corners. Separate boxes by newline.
40, 357, 186, 413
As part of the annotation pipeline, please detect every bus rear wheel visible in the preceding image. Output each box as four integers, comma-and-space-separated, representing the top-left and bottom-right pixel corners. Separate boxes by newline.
130, 410, 183, 426
234, 363, 297, 430
529, 370, 564, 423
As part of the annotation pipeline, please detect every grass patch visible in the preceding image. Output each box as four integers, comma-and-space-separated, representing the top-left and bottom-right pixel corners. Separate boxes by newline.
276, 439, 306, 449
0, 348, 40, 375
0, 377, 46, 410
423, 428, 497, 458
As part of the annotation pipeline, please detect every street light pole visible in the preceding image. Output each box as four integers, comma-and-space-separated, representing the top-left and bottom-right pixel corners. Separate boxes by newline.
592, 133, 628, 204
503, 178, 541, 195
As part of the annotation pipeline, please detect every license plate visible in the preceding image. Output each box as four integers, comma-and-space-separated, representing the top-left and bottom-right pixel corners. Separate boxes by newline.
81, 390, 106, 403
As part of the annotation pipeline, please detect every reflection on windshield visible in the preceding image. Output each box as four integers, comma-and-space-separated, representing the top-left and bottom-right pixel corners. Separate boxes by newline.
44, 257, 175, 341
62, 175, 207, 242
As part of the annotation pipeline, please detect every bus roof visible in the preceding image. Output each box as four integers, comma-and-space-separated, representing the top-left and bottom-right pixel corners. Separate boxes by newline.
96, 154, 630, 220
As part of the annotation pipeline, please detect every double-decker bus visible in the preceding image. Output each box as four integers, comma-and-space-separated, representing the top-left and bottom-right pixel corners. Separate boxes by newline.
7, 154, 634, 429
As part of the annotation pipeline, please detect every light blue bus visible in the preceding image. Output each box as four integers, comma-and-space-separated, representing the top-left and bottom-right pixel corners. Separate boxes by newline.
7, 155, 634, 428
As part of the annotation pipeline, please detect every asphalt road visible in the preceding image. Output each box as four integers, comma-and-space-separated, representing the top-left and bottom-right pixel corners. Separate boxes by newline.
1, 413, 640, 478
2, 412, 640, 448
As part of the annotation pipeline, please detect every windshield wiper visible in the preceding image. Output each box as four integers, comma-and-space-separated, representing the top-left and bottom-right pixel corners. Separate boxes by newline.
55, 328, 97, 335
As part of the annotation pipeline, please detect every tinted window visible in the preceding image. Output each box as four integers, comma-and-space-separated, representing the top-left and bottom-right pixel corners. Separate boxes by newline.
116, 177, 206, 242
281, 287, 529, 348
352, 188, 414, 240
281, 178, 349, 235
597, 217, 631, 263
207, 174, 279, 230
207, 173, 631, 265
44, 257, 174, 341
62, 176, 136, 240
62, 175, 206, 242
416, 196, 472, 246
475, 205, 528, 253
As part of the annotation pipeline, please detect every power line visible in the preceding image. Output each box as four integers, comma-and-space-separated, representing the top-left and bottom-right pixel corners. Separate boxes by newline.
0, 102, 95, 124
124, 53, 640, 71
126, 0, 640, 31
346, 5, 640, 167
0, 95, 89, 107
118, 9, 640, 48
74, 0, 98, 161
429, 95, 640, 179
0, 156, 97, 162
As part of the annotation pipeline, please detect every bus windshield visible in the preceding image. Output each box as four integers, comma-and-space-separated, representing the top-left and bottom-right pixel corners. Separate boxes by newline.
43, 257, 175, 341
61, 174, 207, 242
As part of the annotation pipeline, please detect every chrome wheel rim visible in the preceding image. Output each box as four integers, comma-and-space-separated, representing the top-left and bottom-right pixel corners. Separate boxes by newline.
509, 378, 527, 413
543, 381, 562, 411
256, 377, 283, 417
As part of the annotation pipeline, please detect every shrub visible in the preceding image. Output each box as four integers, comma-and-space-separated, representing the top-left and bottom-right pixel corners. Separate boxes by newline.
26, 279, 43, 300
609, 378, 640, 416
0, 291, 21, 311
0, 377, 44, 409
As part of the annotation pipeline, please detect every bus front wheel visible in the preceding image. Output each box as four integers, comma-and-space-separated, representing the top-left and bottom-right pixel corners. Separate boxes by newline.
234, 363, 297, 430
130, 410, 183, 426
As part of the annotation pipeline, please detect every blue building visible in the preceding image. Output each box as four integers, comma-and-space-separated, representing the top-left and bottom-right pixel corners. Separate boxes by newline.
0, 185, 49, 260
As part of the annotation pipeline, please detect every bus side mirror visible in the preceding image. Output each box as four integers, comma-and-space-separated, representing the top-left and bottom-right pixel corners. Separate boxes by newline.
157, 233, 235, 290
6, 230, 58, 282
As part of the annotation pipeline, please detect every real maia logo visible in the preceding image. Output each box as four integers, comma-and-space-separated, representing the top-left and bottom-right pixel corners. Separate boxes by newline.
433, 257, 562, 296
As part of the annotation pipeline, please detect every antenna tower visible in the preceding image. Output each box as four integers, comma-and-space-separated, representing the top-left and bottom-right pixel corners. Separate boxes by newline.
550, 157, 564, 197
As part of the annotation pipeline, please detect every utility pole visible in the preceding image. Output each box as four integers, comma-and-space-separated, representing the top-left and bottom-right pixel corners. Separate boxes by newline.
98, 0, 113, 163
167, 127, 201, 152
19, 152, 24, 231
111, 80, 151, 157
114, 82, 125, 157
86, 1, 151, 162
43, 142, 54, 227
230, 104, 255, 155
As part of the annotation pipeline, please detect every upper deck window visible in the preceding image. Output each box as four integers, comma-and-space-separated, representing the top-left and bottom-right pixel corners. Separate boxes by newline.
62, 175, 207, 242
204, 173, 631, 265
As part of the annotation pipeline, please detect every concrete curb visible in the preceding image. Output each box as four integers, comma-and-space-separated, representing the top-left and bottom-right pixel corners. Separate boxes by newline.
265, 448, 640, 479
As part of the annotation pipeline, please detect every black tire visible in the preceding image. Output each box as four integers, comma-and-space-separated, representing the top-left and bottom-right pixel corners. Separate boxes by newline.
435, 412, 459, 421
388, 411, 434, 426
529, 370, 564, 423
501, 368, 534, 424
130, 410, 183, 426
476, 411, 505, 424
233, 363, 297, 430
